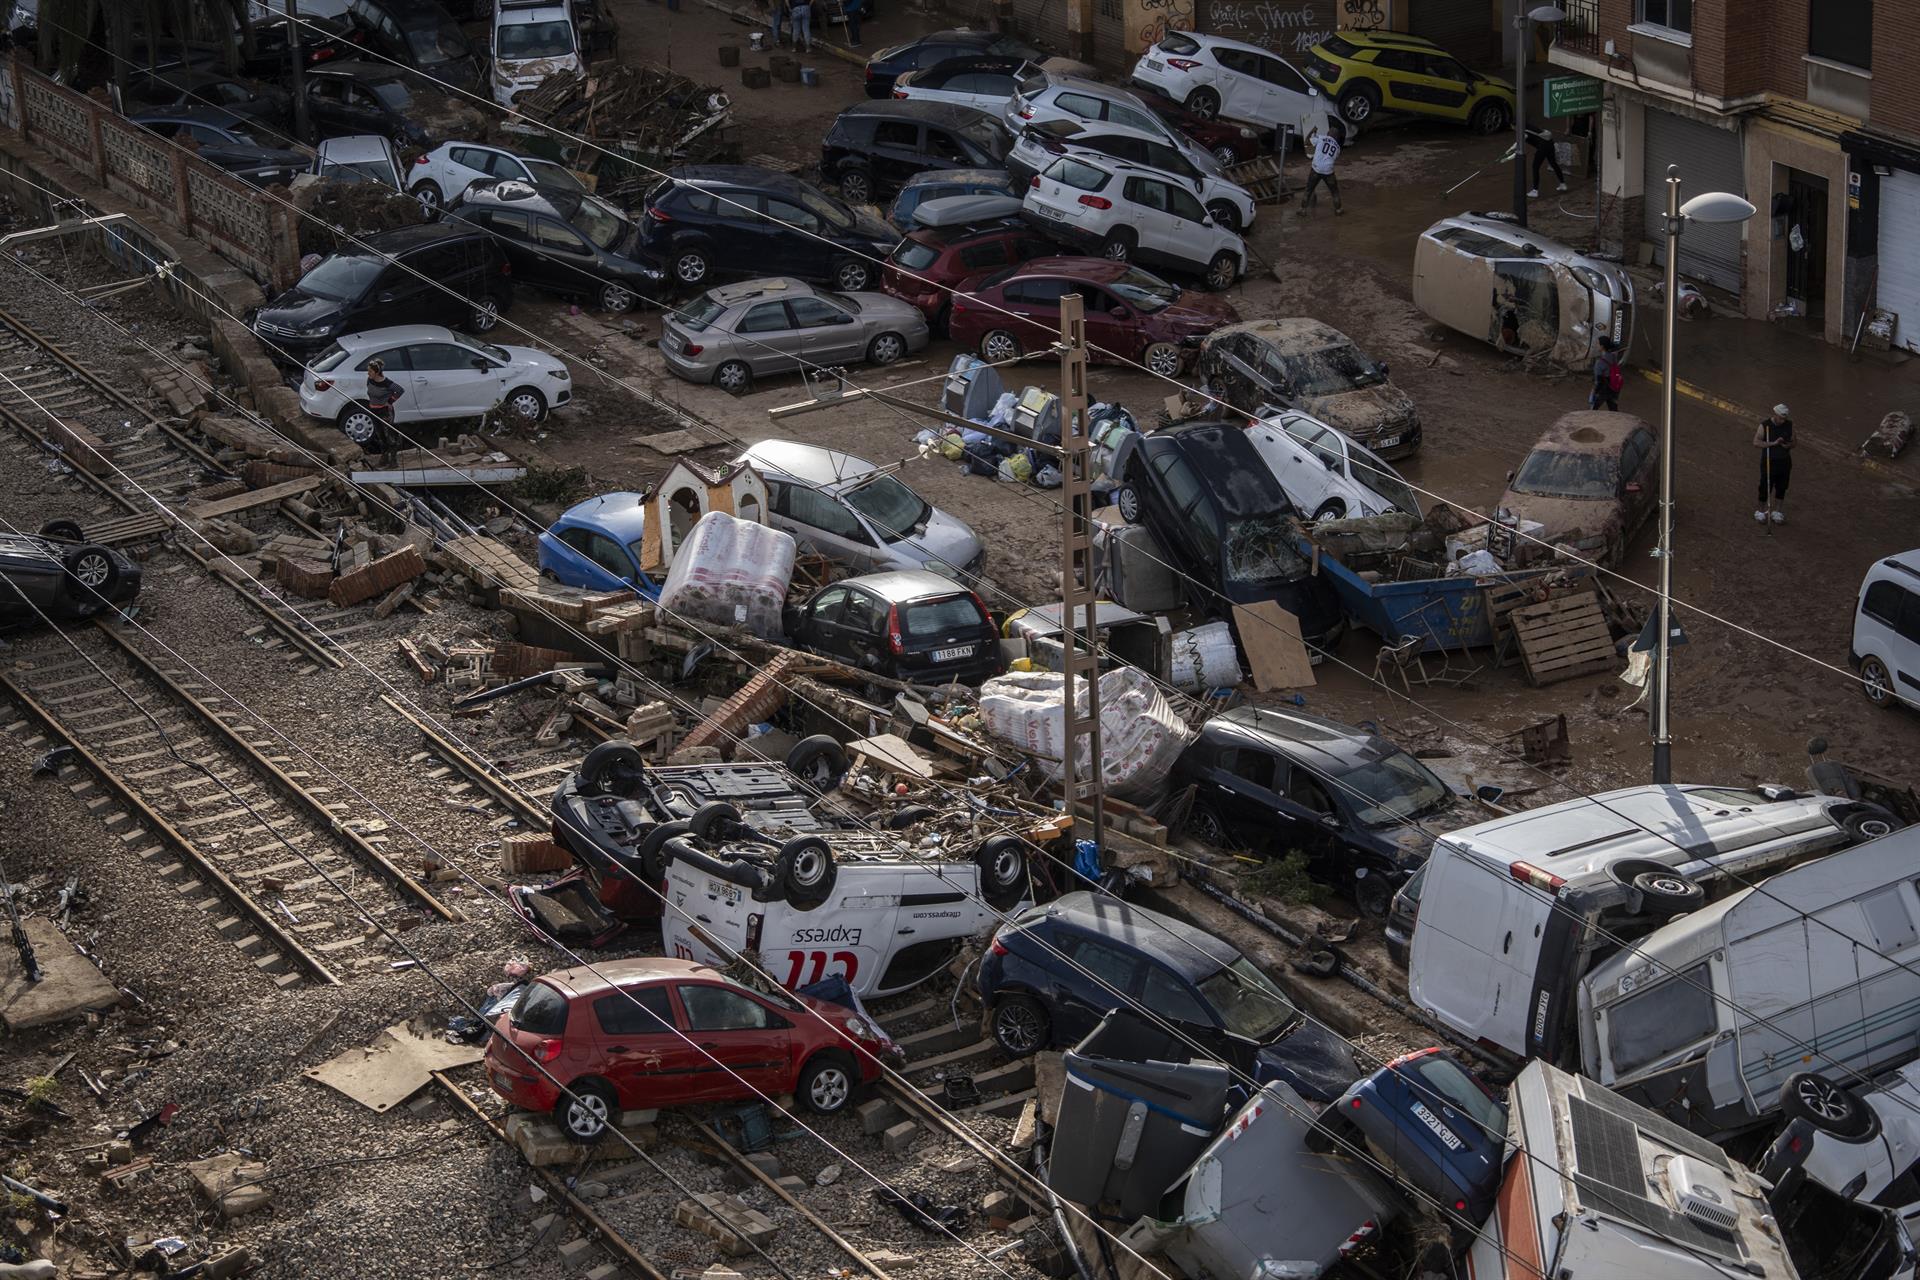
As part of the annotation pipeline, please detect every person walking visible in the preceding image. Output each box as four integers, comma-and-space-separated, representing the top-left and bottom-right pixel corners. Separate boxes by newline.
767, 0, 789, 46
1525, 124, 1567, 199
364, 358, 406, 465
789, 0, 813, 52
1295, 118, 1344, 217
1589, 336, 1623, 411
1754, 403, 1794, 525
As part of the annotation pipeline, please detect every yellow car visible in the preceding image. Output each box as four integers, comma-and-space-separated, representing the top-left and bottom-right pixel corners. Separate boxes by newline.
1305, 31, 1514, 134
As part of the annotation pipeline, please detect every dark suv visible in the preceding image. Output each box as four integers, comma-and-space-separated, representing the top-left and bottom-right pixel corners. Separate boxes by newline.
452, 179, 665, 314
1107, 420, 1343, 644
880, 195, 1049, 327
251, 224, 512, 364
1171, 706, 1475, 916
340, 0, 481, 88
977, 891, 1359, 1101
784, 570, 1001, 686
638, 166, 898, 292
1, 525, 142, 632
821, 101, 1014, 207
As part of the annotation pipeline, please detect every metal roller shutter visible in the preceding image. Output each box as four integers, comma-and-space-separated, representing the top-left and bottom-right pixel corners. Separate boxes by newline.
1643, 109, 1746, 295
1409, 0, 1497, 68
1877, 169, 1920, 353
1011, 0, 1071, 59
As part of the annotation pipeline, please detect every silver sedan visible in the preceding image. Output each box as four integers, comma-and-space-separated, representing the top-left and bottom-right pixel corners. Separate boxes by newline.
660, 277, 931, 395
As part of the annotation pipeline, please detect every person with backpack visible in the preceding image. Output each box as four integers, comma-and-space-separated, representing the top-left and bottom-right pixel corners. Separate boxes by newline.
1590, 336, 1623, 411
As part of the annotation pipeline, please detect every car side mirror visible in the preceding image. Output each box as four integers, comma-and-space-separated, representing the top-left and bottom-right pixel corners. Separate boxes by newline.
376, 290, 396, 304
1319, 813, 1342, 831
1506, 469, 1516, 484
1378, 362, 1390, 377
1108, 305, 1128, 319
472, 357, 491, 369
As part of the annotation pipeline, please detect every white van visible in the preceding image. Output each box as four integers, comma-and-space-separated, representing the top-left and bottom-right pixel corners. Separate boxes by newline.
1407, 783, 1898, 1065
491, 0, 579, 107
1853, 551, 1920, 710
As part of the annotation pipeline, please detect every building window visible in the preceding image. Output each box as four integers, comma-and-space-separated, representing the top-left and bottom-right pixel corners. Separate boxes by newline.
1809, 0, 1871, 70
1638, 0, 1691, 33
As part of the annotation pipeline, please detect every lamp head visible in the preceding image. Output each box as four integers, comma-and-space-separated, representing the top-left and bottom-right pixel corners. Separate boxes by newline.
1528, 4, 1568, 20
1679, 190, 1758, 224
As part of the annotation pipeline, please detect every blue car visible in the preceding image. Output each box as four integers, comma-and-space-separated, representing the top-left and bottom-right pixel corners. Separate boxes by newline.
536, 493, 661, 598
885, 168, 1014, 231
1311, 1047, 1508, 1226
977, 891, 1358, 1102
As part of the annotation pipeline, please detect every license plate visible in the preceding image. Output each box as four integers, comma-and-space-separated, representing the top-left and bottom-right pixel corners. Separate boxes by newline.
705, 878, 742, 904
1035, 203, 1063, 219
932, 645, 973, 662
1146, 59, 1163, 70
1375, 434, 1401, 449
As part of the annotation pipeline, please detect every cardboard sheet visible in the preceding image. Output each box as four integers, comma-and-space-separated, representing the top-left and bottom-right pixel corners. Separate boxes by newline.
1232, 601, 1318, 692
304, 1021, 484, 1112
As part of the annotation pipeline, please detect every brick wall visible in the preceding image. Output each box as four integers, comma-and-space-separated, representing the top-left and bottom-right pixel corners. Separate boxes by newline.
1873, 0, 1920, 141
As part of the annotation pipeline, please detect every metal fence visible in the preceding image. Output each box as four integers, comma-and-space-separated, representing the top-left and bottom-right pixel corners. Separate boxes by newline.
1556, 0, 1604, 58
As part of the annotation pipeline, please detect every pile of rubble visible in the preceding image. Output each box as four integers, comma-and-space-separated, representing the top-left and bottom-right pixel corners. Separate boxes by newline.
509, 62, 732, 189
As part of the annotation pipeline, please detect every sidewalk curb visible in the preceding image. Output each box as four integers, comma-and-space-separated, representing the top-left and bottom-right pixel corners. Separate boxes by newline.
695, 0, 868, 67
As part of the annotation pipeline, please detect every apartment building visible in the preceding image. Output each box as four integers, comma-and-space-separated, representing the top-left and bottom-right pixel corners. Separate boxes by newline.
1547, 0, 1913, 349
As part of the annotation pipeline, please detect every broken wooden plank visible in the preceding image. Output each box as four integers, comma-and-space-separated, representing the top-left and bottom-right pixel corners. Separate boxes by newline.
184, 475, 322, 520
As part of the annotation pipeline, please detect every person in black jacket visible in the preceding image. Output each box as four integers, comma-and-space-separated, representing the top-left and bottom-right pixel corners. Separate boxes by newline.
1526, 124, 1567, 199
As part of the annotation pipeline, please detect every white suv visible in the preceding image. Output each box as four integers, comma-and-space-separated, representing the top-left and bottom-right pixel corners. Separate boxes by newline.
1006, 71, 1225, 178
1131, 31, 1330, 141
491, 0, 579, 107
1023, 153, 1244, 291
1008, 119, 1256, 231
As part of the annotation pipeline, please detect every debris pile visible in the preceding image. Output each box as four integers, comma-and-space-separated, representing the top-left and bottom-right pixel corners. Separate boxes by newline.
289, 176, 427, 259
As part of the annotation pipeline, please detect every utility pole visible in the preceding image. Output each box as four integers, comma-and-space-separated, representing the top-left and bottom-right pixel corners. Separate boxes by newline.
1054, 294, 1106, 859
1651, 166, 1680, 785
1512, 6, 1566, 229
287, 0, 311, 145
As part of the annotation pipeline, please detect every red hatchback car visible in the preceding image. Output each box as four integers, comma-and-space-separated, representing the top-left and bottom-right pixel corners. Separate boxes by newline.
882, 215, 1054, 330
485, 957, 887, 1143
949, 257, 1237, 377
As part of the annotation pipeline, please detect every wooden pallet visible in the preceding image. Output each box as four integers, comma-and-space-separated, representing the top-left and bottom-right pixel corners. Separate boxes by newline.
1225, 155, 1287, 203
1511, 593, 1615, 686
1484, 574, 1596, 667
81, 512, 170, 546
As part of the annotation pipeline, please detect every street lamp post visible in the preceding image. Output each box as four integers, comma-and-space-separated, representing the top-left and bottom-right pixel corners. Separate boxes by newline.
1650, 165, 1756, 784
1513, 4, 1566, 228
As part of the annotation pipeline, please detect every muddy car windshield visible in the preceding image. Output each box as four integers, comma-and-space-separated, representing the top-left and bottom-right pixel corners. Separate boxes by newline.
1198, 958, 1297, 1040
1337, 750, 1452, 827
571, 195, 629, 249
1281, 343, 1384, 396
499, 19, 575, 59
1107, 268, 1180, 313
1222, 516, 1309, 586
798, 188, 855, 230
1511, 448, 1615, 499
298, 254, 384, 300
843, 476, 930, 541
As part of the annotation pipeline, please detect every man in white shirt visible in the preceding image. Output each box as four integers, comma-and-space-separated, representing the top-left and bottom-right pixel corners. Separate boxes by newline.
1297, 119, 1344, 217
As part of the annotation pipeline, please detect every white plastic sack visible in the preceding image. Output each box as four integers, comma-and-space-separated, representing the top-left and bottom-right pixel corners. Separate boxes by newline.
1168, 621, 1243, 692
1449, 548, 1503, 577
978, 666, 1195, 800
657, 510, 795, 639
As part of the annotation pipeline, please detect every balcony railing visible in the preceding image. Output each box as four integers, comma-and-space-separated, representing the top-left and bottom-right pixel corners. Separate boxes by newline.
1556, 0, 1605, 58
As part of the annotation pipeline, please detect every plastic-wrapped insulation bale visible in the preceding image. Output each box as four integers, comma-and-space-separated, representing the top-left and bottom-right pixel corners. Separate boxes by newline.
1168, 621, 1242, 692
977, 666, 1195, 800
656, 510, 795, 639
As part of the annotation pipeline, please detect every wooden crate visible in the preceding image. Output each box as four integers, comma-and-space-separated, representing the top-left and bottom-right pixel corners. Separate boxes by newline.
1225, 155, 1286, 203
501, 834, 572, 875
1484, 575, 1597, 667
1512, 594, 1615, 686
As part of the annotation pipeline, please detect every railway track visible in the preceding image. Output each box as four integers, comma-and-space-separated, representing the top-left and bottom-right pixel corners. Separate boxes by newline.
0, 619, 457, 987
0, 304, 372, 670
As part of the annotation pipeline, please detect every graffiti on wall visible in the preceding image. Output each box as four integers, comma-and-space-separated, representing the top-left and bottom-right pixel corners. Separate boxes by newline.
1128, 0, 1197, 58
1198, 0, 1391, 53
1343, 0, 1388, 30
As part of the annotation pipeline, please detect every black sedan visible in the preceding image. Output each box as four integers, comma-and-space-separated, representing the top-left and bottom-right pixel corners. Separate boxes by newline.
637, 165, 897, 292
303, 61, 441, 148
124, 66, 293, 131
451, 178, 666, 314
0, 524, 142, 632
783, 570, 1001, 686
129, 107, 309, 186
863, 28, 1042, 98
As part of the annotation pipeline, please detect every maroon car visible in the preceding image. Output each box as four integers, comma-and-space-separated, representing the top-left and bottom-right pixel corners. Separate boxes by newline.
948, 257, 1237, 376
1128, 84, 1270, 165
881, 212, 1053, 330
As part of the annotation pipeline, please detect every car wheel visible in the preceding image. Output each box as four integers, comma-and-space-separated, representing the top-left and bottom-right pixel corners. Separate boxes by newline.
1141, 341, 1182, 378
1780, 1072, 1880, 1143
834, 259, 874, 291
1339, 82, 1380, 125
1205, 199, 1240, 233
775, 836, 838, 910
62, 545, 118, 602
1861, 656, 1893, 707
1312, 499, 1346, 522
1100, 230, 1133, 262
390, 130, 412, 154
974, 835, 1027, 910
557, 1078, 617, 1144
839, 168, 873, 206
1629, 869, 1705, 914
1186, 803, 1231, 847
503, 386, 547, 423
338, 406, 381, 446
580, 741, 647, 796
410, 181, 443, 220
1203, 251, 1237, 292
1184, 86, 1221, 119
1115, 485, 1140, 524
688, 800, 742, 842
600, 283, 636, 313
464, 292, 503, 334
1211, 143, 1239, 168
1470, 99, 1511, 135
980, 329, 1023, 364
673, 248, 711, 286
867, 331, 906, 365
1844, 805, 1902, 842
636, 820, 691, 882
989, 994, 1050, 1057
714, 360, 753, 396
786, 734, 849, 791
797, 1051, 857, 1115
1353, 868, 1393, 919
37, 519, 83, 542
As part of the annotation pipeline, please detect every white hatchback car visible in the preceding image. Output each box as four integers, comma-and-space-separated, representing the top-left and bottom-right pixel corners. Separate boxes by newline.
1130, 31, 1330, 140
314, 135, 404, 190
298, 324, 570, 441
1245, 411, 1424, 523
1023, 153, 1244, 290
408, 141, 586, 217
1006, 70, 1225, 177
1007, 119, 1256, 231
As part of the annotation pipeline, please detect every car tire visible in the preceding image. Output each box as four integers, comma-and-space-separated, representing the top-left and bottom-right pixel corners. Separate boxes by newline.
410, 180, 443, 220
867, 331, 906, 365
786, 734, 849, 791
579, 741, 647, 796
775, 836, 838, 910
463, 291, 505, 334
1352, 867, 1393, 919
599, 283, 637, 314
62, 544, 119, 604
974, 835, 1027, 910
1184, 86, 1221, 119
886, 805, 937, 829
1780, 1072, 1880, 1143
338, 405, 381, 446
556, 1078, 618, 1144
1312, 499, 1346, 522
37, 519, 83, 542
1100, 230, 1134, 262
714, 360, 753, 396
1861, 656, 1894, 707
839, 168, 874, 206
636, 820, 692, 883
1210, 143, 1239, 168
1115, 484, 1140, 524
673, 247, 712, 286
797, 1050, 858, 1115
1844, 805, 1902, 842
1141, 341, 1183, 378
989, 994, 1050, 1057
390, 129, 413, 154
1203, 251, 1238, 292
503, 385, 547, 423
688, 800, 741, 842
980, 329, 1023, 364
1339, 82, 1380, 126
1629, 868, 1704, 914
1470, 99, 1511, 135
834, 259, 875, 291
1205, 199, 1240, 232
